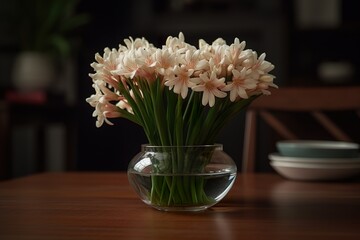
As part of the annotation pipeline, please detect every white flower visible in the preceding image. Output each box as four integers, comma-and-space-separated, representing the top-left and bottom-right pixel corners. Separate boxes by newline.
123, 36, 152, 50
111, 50, 138, 79
90, 48, 121, 89
133, 46, 157, 80
192, 70, 227, 107
86, 81, 117, 127
154, 49, 177, 75
165, 32, 193, 54
222, 68, 257, 101
164, 65, 195, 99
238, 49, 255, 68
212, 44, 227, 67
226, 38, 246, 68
245, 52, 275, 79
180, 49, 208, 73
254, 53, 274, 74
212, 38, 227, 46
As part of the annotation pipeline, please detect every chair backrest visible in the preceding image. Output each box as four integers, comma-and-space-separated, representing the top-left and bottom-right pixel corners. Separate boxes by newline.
242, 86, 360, 173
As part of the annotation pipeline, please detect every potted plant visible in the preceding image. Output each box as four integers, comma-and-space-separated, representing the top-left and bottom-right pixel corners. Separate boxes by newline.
86, 32, 277, 211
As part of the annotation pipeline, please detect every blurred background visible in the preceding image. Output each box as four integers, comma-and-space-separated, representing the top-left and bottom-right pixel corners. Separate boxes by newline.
0, 0, 359, 179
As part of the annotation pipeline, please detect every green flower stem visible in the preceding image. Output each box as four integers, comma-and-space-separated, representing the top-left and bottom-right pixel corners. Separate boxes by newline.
175, 95, 184, 146
117, 108, 141, 126
175, 176, 187, 202
154, 80, 172, 145
186, 105, 208, 145
150, 176, 160, 202
190, 176, 198, 203
145, 147, 215, 207
182, 92, 193, 120
118, 80, 152, 141
166, 89, 177, 145
207, 96, 258, 142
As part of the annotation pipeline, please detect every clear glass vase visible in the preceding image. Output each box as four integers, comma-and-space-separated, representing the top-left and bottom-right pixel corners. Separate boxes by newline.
127, 144, 237, 211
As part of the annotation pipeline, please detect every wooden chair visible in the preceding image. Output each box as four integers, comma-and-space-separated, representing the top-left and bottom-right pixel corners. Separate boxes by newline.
242, 86, 360, 173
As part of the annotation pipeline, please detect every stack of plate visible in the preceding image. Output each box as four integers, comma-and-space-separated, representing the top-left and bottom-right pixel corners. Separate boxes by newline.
269, 140, 360, 181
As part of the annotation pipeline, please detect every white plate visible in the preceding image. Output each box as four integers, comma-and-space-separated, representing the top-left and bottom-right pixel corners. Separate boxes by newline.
269, 152, 360, 164
270, 161, 360, 181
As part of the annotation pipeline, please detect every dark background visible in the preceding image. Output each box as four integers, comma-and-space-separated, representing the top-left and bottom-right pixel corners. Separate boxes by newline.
1, 0, 359, 178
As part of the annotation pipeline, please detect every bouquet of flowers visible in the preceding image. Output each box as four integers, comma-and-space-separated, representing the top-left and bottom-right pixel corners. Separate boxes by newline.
87, 32, 276, 144
86, 32, 276, 209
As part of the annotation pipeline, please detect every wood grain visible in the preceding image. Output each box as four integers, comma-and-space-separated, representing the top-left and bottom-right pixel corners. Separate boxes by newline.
1, 172, 360, 240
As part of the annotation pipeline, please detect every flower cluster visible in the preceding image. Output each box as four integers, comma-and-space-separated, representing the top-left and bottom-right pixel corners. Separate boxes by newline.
87, 32, 276, 129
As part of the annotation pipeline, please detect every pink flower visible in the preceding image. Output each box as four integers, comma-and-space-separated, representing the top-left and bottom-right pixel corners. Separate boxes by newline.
90, 48, 121, 90
154, 49, 177, 76
192, 70, 227, 107
86, 81, 119, 127
164, 65, 195, 99
222, 68, 257, 101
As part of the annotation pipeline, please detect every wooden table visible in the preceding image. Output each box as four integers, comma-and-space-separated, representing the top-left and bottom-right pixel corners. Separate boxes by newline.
0, 172, 360, 240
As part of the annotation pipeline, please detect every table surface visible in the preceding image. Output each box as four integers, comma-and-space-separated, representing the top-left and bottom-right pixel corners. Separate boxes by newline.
0, 172, 360, 240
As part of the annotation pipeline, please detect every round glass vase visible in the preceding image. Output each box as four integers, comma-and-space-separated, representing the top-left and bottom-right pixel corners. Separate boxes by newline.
127, 144, 237, 211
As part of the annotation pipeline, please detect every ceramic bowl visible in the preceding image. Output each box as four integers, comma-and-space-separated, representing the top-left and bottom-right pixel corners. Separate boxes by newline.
270, 160, 360, 181
276, 140, 359, 158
